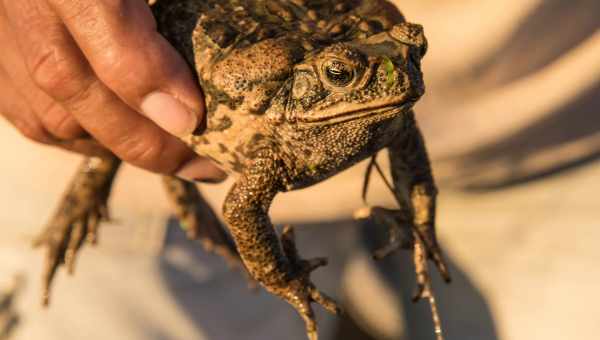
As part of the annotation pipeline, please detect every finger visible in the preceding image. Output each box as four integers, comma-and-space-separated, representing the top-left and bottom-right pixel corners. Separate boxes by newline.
298, 303, 318, 340
0, 1, 84, 140
412, 282, 426, 302
0, 63, 107, 155
56, 138, 116, 158
2, 2, 131, 157
41, 242, 62, 306
0, 65, 55, 144
87, 211, 100, 245
3, 0, 196, 173
414, 226, 451, 282
304, 257, 328, 272
0, 62, 111, 155
65, 219, 87, 275
175, 157, 228, 183
98, 203, 110, 222
412, 236, 430, 302
310, 289, 342, 315
431, 249, 451, 282
48, 0, 204, 136
373, 242, 401, 260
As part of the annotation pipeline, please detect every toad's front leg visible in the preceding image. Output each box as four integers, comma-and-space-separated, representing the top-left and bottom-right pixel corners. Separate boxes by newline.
222, 150, 340, 340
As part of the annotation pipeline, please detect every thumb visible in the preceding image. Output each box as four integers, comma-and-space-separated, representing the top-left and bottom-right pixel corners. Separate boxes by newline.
48, 0, 203, 137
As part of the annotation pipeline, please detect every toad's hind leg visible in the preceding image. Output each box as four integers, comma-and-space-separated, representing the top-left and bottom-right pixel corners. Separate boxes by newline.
388, 114, 449, 283
34, 154, 121, 305
363, 112, 450, 282
162, 176, 242, 269
356, 112, 450, 339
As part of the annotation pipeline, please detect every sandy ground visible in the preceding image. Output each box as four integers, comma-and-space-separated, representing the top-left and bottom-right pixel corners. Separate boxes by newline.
1, 0, 599, 339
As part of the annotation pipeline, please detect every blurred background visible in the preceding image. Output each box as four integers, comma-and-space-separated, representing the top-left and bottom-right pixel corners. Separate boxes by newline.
1, 0, 599, 339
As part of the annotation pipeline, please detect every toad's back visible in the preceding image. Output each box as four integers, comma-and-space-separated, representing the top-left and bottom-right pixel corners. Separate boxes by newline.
152, 0, 404, 174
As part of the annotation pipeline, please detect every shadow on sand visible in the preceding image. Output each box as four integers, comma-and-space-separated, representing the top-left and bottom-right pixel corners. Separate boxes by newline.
467, 0, 599, 88
158, 217, 498, 340
449, 79, 600, 191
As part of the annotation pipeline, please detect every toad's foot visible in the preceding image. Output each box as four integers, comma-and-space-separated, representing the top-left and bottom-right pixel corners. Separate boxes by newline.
33, 156, 120, 306
162, 177, 243, 270
354, 206, 450, 296
355, 206, 447, 340
176, 198, 245, 272
278, 225, 342, 340
33, 198, 109, 306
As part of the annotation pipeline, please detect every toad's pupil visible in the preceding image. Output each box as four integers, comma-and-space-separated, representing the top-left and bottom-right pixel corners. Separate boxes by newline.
325, 62, 353, 86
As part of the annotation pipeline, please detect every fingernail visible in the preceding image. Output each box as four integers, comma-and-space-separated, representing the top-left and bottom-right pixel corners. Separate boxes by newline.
141, 92, 198, 136
176, 157, 227, 183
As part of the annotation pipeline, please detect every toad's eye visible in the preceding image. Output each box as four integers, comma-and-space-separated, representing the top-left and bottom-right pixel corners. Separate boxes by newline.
323, 60, 354, 87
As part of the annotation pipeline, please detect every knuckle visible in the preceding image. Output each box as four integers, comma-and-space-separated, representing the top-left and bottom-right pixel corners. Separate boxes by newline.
28, 46, 92, 103
51, 0, 97, 23
0, 98, 53, 143
118, 134, 168, 171
95, 47, 155, 98
41, 102, 83, 139
95, 47, 131, 80
28, 47, 70, 91
14, 119, 52, 144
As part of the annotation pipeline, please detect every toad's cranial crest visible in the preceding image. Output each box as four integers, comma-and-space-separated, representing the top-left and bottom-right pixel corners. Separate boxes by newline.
34, 1, 450, 340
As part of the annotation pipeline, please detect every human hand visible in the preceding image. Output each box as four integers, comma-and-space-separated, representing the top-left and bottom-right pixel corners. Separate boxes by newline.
0, 0, 225, 182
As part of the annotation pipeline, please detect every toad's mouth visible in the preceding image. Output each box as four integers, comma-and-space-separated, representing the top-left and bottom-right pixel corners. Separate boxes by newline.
296, 101, 416, 126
